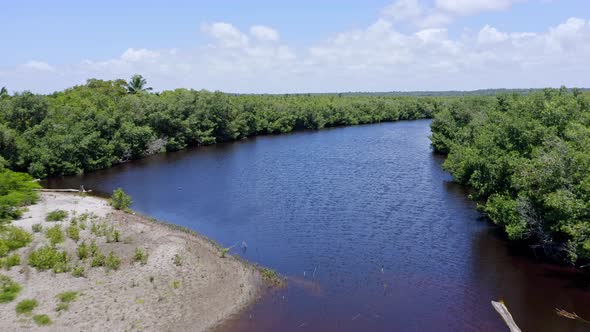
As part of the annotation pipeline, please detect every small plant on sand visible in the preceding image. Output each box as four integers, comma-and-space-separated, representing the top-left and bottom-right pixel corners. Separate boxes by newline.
52, 261, 71, 274
1, 253, 21, 269
110, 188, 132, 210
56, 291, 78, 311
89, 240, 99, 256
31, 223, 43, 233
0, 275, 21, 303
259, 267, 284, 286
45, 224, 64, 245
173, 254, 182, 266
66, 224, 80, 242
16, 299, 38, 314
33, 314, 52, 326
46, 209, 68, 221
220, 247, 230, 258
106, 227, 120, 243
133, 247, 148, 265
105, 252, 121, 271
28, 245, 68, 271
72, 266, 85, 278
172, 280, 181, 289
0, 225, 32, 254
77, 241, 89, 260
91, 252, 105, 267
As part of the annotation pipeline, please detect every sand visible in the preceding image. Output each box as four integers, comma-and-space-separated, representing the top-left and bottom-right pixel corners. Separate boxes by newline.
0, 192, 261, 331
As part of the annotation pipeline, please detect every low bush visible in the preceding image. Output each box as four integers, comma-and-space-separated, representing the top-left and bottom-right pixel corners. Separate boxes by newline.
0, 275, 21, 303
133, 247, 148, 265
77, 241, 89, 260
110, 188, 132, 210
72, 266, 85, 278
31, 223, 42, 233
16, 299, 38, 314
28, 245, 68, 271
0, 225, 32, 255
91, 253, 105, 267
1, 253, 20, 269
33, 314, 52, 326
46, 210, 68, 222
66, 224, 80, 242
45, 224, 64, 245
105, 252, 121, 270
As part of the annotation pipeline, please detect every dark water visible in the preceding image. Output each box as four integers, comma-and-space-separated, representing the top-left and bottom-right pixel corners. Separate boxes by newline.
46, 120, 590, 331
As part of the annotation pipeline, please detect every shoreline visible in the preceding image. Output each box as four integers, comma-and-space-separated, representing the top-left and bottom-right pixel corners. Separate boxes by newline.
0, 192, 263, 331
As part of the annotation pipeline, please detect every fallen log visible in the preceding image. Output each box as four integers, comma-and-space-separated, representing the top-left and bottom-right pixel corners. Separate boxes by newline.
492, 301, 521, 332
34, 187, 92, 193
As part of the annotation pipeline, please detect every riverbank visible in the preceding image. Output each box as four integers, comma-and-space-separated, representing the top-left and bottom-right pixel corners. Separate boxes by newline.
0, 192, 262, 331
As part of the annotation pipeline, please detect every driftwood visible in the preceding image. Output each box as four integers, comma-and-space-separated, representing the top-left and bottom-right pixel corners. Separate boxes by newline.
492, 301, 521, 332
34, 185, 91, 193
556, 308, 590, 324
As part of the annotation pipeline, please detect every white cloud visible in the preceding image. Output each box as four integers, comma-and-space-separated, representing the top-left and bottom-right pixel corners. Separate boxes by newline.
1, 8, 589, 93
201, 22, 249, 48
478, 25, 509, 44
21, 61, 55, 72
435, 0, 522, 15
250, 25, 280, 42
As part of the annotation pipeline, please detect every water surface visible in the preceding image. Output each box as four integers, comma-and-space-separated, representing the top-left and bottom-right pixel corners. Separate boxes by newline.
46, 120, 590, 331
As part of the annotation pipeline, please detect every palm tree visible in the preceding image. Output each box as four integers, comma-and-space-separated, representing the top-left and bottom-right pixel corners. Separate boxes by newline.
126, 74, 152, 94
0, 86, 8, 98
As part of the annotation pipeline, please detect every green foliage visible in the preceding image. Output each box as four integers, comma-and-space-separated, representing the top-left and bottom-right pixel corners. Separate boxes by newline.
31, 223, 42, 233
56, 291, 77, 303
16, 299, 38, 314
91, 252, 105, 267
0, 275, 21, 303
72, 266, 85, 278
66, 224, 80, 242
46, 209, 68, 221
133, 247, 148, 265
173, 254, 182, 266
0, 79, 436, 178
0, 169, 40, 221
105, 252, 121, 270
77, 241, 89, 260
0, 225, 32, 256
33, 314, 52, 326
431, 88, 590, 263
45, 224, 64, 245
110, 188, 132, 210
28, 245, 68, 271
0, 253, 21, 269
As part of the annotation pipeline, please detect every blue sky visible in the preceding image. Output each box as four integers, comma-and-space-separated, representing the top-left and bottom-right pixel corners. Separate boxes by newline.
1, 0, 589, 93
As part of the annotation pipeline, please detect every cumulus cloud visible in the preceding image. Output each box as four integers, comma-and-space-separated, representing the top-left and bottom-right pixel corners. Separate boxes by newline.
0, 5, 588, 93
250, 25, 280, 42
435, 0, 522, 16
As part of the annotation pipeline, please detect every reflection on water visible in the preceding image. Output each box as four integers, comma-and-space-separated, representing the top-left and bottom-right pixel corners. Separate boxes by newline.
45, 120, 590, 331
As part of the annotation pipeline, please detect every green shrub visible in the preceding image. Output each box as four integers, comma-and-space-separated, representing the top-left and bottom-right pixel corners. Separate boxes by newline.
45, 224, 64, 245
106, 227, 120, 243
89, 240, 99, 256
133, 247, 148, 265
110, 188, 132, 210
0, 225, 32, 255
1, 253, 20, 269
0, 275, 21, 303
52, 261, 70, 274
105, 252, 121, 270
28, 245, 68, 271
0, 170, 40, 222
57, 291, 77, 303
56, 302, 69, 311
32, 223, 42, 233
33, 314, 52, 326
77, 241, 89, 260
46, 210, 68, 221
72, 266, 85, 278
16, 299, 38, 314
173, 254, 182, 266
91, 253, 105, 267
66, 224, 80, 242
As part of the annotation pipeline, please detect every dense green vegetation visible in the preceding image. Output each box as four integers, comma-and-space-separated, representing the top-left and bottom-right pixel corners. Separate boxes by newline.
431, 88, 590, 264
0, 77, 439, 178
0, 168, 40, 222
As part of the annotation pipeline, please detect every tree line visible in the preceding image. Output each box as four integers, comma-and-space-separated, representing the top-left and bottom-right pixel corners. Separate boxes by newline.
0, 76, 447, 178
431, 87, 590, 264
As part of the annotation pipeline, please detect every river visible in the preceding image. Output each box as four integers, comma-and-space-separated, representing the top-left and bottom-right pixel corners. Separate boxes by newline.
45, 119, 590, 331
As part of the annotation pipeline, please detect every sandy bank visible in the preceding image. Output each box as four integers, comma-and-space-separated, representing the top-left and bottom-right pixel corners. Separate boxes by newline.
0, 192, 261, 331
